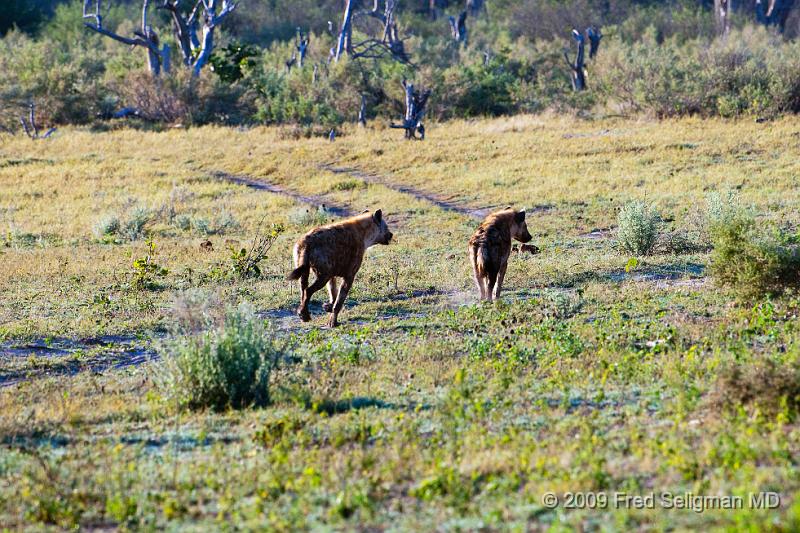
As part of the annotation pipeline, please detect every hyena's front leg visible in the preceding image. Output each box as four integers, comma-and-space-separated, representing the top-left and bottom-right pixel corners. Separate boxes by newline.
494, 259, 508, 301
298, 275, 329, 322
328, 276, 353, 328
323, 278, 338, 313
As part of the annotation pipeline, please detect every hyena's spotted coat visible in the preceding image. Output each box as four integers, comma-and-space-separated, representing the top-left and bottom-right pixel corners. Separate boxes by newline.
287, 209, 393, 327
468, 207, 535, 301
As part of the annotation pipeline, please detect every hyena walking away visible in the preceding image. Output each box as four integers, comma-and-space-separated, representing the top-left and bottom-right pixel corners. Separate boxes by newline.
469, 207, 535, 301
287, 209, 393, 327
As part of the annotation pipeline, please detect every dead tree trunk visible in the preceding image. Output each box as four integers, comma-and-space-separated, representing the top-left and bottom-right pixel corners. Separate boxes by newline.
83, 0, 168, 75
756, 0, 797, 32
84, 0, 236, 76
19, 103, 56, 140
715, 0, 732, 36
587, 26, 602, 59
296, 28, 310, 68
358, 95, 367, 127
390, 80, 430, 140
336, 0, 410, 64
448, 10, 467, 43
466, 0, 484, 17
564, 29, 586, 91
335, 0, 355, 61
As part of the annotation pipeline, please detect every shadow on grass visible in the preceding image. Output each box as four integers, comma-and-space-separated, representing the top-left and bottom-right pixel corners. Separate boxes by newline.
308, 396, 430, 416
546, 262, 705, 288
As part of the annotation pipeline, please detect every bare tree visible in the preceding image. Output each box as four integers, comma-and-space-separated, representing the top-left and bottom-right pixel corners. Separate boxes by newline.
756, 0, 797, 32
715, 0, 732, 35
466, 0, 484, 17
83, 0, 237, 76
448, 10, 467, 43
564, 29, 586, 91
390, 79, 430, 140
358, 94, 367, 127
587, 26, 602, 59
19, 103, 56, 140
334, 0, 355, 61
296, 27, 310, 68
335, 0, 411, 64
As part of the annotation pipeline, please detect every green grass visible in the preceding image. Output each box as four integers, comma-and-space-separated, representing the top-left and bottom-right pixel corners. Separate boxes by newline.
1, 116, 800, 530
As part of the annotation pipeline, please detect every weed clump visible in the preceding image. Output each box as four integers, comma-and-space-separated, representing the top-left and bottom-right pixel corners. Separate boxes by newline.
708, 194, 800, 300
120, 206, 152, 241
288, 206, 330, 228
93, 205, 152, 241
616, 200, 661, 255
159, 305, 284, 411
711, 356, 800, 418
92, 215, 120, 238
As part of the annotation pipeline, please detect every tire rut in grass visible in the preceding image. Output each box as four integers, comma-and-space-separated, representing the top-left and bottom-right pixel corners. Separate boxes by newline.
0, 335, 158, 387
319, 164, 493, 220
211, 170, 353, 218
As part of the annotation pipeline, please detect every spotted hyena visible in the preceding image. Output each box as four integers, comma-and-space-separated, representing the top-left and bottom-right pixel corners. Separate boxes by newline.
287, 209, 393, 327
468, 207, 533, 301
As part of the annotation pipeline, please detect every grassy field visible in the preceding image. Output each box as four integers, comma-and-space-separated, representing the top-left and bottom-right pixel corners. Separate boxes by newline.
1, 115, 800, 530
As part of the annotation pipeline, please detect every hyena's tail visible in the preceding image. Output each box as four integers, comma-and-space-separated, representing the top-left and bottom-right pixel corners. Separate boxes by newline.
287, 263, 309, 281
287, 246, 310, 281
473, 245, 490, 276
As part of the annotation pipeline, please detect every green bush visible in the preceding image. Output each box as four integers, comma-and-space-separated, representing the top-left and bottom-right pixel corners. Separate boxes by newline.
708, 206, 800, 300
159, 306, 284, 411
616, 200, 661, 255
595, 26, 800, 118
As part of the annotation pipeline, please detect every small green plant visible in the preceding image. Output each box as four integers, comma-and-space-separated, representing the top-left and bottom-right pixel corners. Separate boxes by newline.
228, 223, 284, 279
131, 240, 169, 290
158, 305, 285, 411
330, 179, 362, 192
616, 200, 660, 255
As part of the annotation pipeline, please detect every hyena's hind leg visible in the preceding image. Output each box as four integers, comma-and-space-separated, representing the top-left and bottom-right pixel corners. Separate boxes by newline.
494, 260, 508, 301
486, 271, 498, 302
470, 247, 487, 300
323, 278, 338, 313
298, 274, 329, 322
328, 275, 353, 328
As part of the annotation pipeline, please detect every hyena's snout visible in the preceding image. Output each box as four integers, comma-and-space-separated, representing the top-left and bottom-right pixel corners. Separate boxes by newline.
381, 231, 393, 245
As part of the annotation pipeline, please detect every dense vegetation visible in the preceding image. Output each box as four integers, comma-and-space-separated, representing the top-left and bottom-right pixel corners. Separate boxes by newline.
4, 0, 800, 132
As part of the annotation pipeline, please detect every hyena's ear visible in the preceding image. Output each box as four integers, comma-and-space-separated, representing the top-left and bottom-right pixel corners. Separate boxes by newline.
515, 210, 526, 223
505, 205, 513, 210
373, 209, 383, 224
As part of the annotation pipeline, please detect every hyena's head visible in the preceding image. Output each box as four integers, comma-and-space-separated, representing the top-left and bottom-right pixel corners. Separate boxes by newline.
370, 209, 393, 245
510, 209, 532, 243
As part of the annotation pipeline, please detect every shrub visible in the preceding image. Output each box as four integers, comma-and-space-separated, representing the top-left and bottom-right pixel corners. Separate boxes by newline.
159, 305, 284, 411
172, 213, 192, 231
708, 207, 800, 300
616, 200, 661, 255
119, 206, 152, 241
288, 206, 330, 228
92, 214, 120, 238
711, 356, 800, 418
